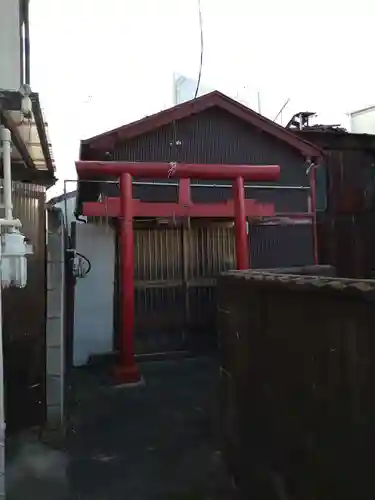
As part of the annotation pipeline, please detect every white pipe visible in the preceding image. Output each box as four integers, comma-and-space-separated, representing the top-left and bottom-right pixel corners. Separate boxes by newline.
1, 127, 13, 221
257, 91, 262, 114
0, 219, 21, 228
0, 219, 22, 229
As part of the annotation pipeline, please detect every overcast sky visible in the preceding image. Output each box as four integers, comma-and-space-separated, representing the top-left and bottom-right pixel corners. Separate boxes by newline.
29, 0, 373, 196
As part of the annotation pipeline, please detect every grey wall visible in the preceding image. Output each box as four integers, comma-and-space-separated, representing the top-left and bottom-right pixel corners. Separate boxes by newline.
46, 209, 65, 428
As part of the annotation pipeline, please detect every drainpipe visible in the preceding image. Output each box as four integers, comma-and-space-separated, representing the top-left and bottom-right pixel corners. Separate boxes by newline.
3, 128, 13, 222
306, 158, 319, 265
0, 128, 21, 227
233, 175, 249, 269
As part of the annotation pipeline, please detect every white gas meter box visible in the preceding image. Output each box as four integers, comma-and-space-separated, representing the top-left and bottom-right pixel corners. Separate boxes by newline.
1, 229, 33, 288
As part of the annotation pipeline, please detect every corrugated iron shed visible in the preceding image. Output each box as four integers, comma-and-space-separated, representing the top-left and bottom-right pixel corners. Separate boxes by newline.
82, 91, 323, 157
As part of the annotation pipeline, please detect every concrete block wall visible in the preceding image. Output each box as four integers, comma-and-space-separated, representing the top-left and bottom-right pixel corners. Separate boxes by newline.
46, 209, 65, 429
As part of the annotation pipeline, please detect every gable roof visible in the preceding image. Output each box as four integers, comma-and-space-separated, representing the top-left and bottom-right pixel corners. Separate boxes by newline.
82, 91, 322, 158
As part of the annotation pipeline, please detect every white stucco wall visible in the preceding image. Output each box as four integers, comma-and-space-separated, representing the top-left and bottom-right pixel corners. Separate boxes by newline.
0, 0, 22, 90
73, 222, 115, 366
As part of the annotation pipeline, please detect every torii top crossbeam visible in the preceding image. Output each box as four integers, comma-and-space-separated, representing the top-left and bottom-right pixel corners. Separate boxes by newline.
75, 161, 280, 182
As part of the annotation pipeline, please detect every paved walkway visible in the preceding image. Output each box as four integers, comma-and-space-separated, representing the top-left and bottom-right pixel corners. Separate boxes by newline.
8, 357, 233, 500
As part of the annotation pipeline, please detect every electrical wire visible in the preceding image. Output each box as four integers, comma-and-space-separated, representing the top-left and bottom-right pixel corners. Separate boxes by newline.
194, 0, 204, 99
74, 252, 92, 278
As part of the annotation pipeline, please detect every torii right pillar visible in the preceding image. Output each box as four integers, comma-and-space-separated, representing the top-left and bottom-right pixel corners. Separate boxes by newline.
233, 175, 249, 269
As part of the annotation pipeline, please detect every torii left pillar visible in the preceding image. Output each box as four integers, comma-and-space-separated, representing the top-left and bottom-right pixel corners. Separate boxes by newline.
112, 172, 141, 383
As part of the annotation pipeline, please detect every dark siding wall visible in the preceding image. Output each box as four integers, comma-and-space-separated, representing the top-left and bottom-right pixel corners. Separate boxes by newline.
294, 130, 375, 278
3, 183, 47, 431
250, 223, 314, 268
317, 212, 375, 278
295, 130, 375, 215
109, 107, 309, 212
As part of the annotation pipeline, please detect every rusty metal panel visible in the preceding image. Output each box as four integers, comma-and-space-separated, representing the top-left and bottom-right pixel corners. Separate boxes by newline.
2, 181, 46, 431
184, 223, 235, 351
133, 226, 184, 353
131, 222, 236, 354
250, 222, 314, 269
184, 223, 236, 279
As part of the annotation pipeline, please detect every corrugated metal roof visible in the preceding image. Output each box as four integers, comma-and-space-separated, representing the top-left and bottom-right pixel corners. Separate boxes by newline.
81, 91, 323, 158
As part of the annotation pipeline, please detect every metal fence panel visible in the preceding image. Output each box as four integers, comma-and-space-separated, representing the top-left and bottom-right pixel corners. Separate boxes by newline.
184, 223, 235, 351
134, 226, 184, 353
250, 222, 314, 269
132, 222, 236, 353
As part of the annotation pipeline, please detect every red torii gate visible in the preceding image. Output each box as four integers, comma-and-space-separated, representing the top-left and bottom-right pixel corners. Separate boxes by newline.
76, 161, 280, 384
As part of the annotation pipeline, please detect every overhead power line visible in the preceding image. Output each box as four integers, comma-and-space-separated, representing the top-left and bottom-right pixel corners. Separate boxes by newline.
194, 0, 204, 99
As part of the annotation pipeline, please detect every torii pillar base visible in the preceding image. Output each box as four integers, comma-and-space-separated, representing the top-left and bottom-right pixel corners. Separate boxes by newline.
112, 364, 142, 385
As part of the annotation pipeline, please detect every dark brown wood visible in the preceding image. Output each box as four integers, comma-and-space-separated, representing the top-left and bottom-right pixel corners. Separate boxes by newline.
218, 268, 375, 500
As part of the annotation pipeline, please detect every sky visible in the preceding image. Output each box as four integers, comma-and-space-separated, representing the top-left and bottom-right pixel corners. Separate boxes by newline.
29, 0, 374, 197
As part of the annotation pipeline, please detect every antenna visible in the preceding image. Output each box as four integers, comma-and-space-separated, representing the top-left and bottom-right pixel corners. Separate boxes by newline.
273, 98, 290, 123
